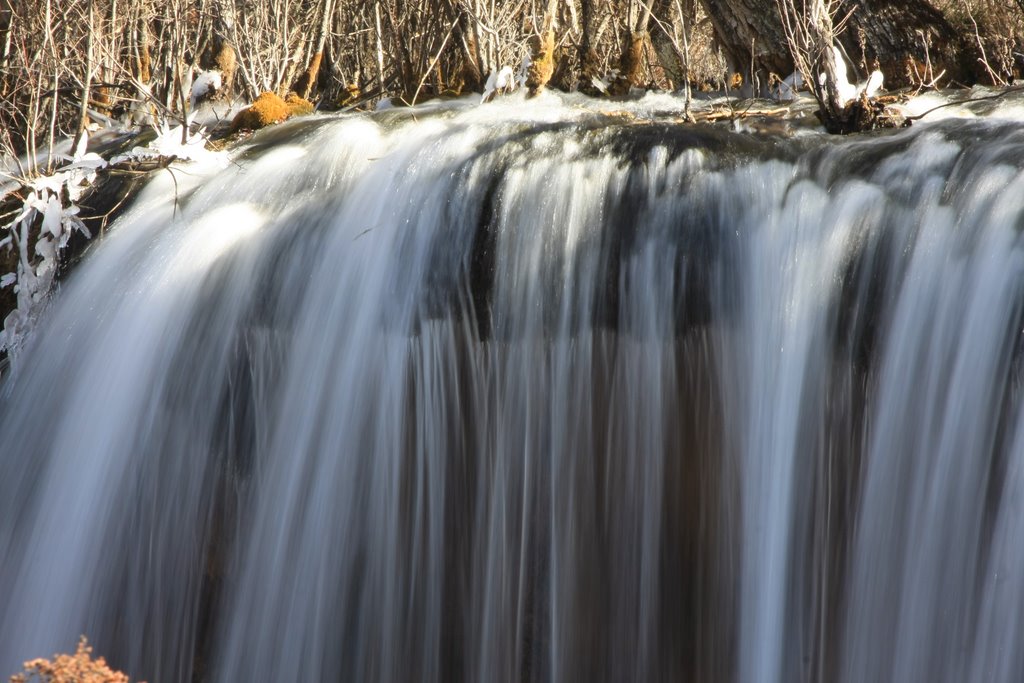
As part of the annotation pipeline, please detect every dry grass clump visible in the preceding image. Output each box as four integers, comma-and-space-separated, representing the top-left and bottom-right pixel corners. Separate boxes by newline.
9, 637, 134, 683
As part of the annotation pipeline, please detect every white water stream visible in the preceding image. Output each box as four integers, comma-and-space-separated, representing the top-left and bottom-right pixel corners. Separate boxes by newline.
1, 94, 1024, 682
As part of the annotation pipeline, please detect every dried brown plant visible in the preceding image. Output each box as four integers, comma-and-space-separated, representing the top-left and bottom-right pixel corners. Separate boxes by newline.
9, 637, 135, 683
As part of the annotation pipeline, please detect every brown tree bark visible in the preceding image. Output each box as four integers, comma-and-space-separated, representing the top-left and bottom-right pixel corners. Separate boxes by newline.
72, 0, 96, 155
840, 0, 970, 88
609, 30, 648, 95
577, 0, 604, 94
700, 0, 792, 89
525, 0, 558, 97
0, 3, 11, 65
291, 0, 335, 99
135, 14, 152, 84
649, 0, 695, 89
200, 0, 237, 97
699, 0, 970, 92
454, 9, 484, 93
1, 2, 16, 101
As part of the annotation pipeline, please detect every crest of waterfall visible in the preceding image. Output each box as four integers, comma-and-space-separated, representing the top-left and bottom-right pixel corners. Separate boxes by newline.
1, 95, 1024, 683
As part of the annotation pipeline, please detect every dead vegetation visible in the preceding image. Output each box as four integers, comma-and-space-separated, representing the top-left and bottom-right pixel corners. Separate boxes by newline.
8, 637, 134, 683
935, 0, 1024, 86
0, 0, 1020, 170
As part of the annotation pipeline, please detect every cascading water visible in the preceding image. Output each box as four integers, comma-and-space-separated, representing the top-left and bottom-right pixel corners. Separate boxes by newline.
1, 93, 1024, 683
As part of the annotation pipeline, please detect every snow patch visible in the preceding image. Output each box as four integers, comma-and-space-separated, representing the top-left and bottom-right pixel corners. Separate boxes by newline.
112, 113, 226, 165
1, 133, 104, 357
482, 66, 517, 102
819, 46, 885, 106
190, 70, 222, 110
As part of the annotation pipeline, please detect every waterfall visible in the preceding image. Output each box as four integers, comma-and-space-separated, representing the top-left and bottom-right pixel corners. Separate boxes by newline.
2, 95, 1024, 683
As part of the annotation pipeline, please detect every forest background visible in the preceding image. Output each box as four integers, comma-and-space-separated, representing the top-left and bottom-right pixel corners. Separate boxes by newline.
1, 0, 1022, 166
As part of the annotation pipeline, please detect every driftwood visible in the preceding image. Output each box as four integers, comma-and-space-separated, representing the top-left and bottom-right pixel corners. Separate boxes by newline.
696, 105, 791, 122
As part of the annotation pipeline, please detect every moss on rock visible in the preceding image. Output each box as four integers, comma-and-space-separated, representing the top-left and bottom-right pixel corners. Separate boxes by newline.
232, 93, 307, 130
526, 29, 556, 96
229, 91, 316, 134
230, 92, 291, 133
610, 31, 649, 96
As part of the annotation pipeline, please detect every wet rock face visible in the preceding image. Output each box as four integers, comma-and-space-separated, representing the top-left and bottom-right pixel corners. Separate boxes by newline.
0, 226, 15, 337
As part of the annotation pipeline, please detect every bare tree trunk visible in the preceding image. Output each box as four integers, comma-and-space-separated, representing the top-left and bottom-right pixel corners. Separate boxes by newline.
455, 3, 483, 91
700, 0, 792, 89
73, 0, 96, 155
526, 0, 559, 95
577, 0, 603, 93
208, 0, 238, 90
0, 1, 14, 76
782, 0, 844, 109
699, 0, 968, 92
648, 0, 695, 117
136, 12, 152, 84
608, 0, 654, 96
92, 0, 116, 115
840, 0, 968, 87
374, 0, 386, 101
169, 0, 190, 141
650, 0, 688, 88
292, 0, 334, 99
609, 29, 648, 94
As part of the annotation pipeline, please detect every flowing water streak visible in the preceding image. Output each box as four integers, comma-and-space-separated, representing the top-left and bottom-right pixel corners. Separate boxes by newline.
0, 94, 1024, 682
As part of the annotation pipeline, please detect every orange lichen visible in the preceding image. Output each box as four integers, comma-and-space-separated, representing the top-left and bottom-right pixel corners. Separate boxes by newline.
9, 636, 135, 683
229, 91, 291, 133
229, 91, 315, 134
